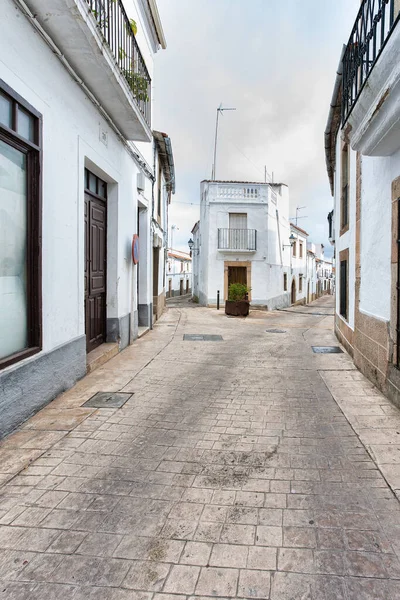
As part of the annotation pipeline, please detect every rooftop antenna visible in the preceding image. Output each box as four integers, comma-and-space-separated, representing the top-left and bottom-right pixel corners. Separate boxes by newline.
211, 104, 236, 181
293, 206, 307, 226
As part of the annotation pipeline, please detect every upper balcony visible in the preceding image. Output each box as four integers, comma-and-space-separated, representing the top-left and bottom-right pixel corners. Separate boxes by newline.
25, 0, 152, 142
342, 0, 400, 155
218, 229, 257, 252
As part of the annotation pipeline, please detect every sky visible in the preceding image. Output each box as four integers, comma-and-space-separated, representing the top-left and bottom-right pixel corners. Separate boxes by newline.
153, 0, 360, 258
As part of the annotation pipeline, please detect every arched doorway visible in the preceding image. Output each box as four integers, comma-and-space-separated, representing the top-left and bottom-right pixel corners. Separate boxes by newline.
291, 279, 296, 305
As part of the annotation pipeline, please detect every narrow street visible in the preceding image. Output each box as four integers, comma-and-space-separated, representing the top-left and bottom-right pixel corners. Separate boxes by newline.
1, 296, 400, 599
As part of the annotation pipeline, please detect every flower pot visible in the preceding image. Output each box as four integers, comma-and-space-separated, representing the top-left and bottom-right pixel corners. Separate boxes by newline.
225, 300, 250, 317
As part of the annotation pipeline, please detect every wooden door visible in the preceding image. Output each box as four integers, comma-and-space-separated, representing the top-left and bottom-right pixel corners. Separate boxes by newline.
291, 279, 296, 304
85, 192, 107, 353
180, 279, 184, 295
228, 266, 247, 287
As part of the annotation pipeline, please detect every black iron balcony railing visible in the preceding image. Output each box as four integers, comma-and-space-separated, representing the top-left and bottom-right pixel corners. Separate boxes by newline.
218, 229, 257, 251
342, 0, 399, 124
86, 0, 151, 127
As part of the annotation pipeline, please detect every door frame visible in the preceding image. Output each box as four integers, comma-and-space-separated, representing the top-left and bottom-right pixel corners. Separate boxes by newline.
224, 261, 252, 301
291, 278, 296, 305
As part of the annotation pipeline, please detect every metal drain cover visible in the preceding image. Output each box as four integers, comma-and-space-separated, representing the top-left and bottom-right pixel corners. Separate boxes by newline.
83, 392, 132, 408
265, 329, 286, 334
312, 346, 343, 354
184, 334, 223, 341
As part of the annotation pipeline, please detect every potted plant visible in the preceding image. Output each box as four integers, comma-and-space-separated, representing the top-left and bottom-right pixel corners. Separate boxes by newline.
225, 283, 251, 317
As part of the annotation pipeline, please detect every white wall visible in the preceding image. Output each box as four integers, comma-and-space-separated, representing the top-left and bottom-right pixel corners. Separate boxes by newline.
290, 229, 308, 303
359, 148, 400, 321
334, 135, 357, 330
0, 0, 155, 361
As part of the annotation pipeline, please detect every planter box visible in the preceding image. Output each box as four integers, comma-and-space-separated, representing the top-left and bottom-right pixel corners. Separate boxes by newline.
225, 300, 250, 317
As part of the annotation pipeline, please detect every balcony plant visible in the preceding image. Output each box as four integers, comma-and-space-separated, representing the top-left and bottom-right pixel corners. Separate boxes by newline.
225, 283, 251, 317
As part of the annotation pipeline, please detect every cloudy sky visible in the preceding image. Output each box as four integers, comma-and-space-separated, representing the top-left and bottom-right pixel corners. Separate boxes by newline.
153, 0, 360, 257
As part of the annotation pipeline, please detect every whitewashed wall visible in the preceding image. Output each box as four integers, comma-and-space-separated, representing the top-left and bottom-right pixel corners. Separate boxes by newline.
0, 0, 155, 362
334, 135, 357, 330
359, 148, 400, 321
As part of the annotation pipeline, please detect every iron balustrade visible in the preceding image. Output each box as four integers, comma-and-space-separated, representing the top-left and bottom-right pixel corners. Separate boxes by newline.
218, 229, 257, 251
342, 0, 399, 124
86, 0, 151, 127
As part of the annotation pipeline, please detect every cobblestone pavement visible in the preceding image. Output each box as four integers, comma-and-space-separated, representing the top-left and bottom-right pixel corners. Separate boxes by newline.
0, 296, 400, 599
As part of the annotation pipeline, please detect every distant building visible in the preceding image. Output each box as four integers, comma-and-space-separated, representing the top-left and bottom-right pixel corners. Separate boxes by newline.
325, 0, 400, 404
290, 224, 308, 305
194, 180, 295, 308
167, 250, 192, 297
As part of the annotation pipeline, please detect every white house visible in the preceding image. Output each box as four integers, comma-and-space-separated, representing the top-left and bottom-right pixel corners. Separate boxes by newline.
166, 250, 192, 298
290, 224, 308, 305
194, 180, 295, 308
0, 0, 171, 437
325, 0, 400, 405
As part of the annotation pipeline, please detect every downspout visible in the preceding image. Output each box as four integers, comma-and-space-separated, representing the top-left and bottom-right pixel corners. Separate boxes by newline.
276, 208, 283, 267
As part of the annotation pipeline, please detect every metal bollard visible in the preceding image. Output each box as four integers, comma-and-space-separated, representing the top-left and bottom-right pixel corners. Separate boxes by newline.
217, 290, 220, 310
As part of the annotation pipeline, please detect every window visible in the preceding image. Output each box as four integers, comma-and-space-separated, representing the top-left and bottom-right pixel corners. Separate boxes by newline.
340, 256, 348, 319
292, 241, 297, 257
0, 81, 42, 368
341, 143, 349, 233
299, 241, 303, 258
299, 275, 303, 292
284, 273, 287, 291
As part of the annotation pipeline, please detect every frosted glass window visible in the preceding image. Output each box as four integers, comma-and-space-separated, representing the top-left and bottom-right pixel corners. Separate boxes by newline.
0, 93, 12, 128
17, 107, 35, 142
0, 140, 28, 359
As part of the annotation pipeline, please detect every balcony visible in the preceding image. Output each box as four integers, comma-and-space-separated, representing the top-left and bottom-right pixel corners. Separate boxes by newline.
342, 0, 400, 155
25, 0, 152, 141
218, 229, 257, 252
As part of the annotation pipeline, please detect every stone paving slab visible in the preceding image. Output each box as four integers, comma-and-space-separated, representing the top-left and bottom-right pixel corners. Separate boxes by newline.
0, 296, 399, 599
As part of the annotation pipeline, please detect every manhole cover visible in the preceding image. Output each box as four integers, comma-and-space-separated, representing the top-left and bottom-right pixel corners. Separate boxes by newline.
83, 392, 133, 408
265, 329, 286, 334
312, 346, 343, 354
183, 334, 223, 341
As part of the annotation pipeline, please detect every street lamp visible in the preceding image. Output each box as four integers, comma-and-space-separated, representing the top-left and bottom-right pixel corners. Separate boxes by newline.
282, 233, 296, 252
188, 238, 194, 252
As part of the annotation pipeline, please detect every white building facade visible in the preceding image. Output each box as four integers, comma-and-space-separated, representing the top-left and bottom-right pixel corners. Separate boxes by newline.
325, 0, 400, 405
290, 224, 308, 305
195, 180, 295, 308
0, 0, 170, 436
166, 251, 192, 298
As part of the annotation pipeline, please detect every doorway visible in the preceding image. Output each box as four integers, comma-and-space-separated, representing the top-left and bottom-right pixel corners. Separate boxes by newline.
186, 279, 189, 294
307, 281, 310, 304
153, 247, 160, 318
84, 169, 107, 353
180, 279, 184, 295
228, 266, 247, 287
291, 278, 296, 305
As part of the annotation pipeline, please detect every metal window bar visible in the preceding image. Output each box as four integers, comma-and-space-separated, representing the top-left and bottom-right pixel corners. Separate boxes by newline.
217, 229, 257, 250
86, 0, 151, 127
342, 0, 399, 124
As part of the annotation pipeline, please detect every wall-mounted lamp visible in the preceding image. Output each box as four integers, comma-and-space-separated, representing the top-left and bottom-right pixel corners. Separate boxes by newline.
282, 233, 296, 252
188, 238, 199, 256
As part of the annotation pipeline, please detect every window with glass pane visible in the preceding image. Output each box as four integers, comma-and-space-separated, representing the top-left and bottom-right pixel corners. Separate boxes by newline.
0, 81, 41, 368
0, 141, 28, 359
0, 93, 12, 128
17, 107, 35, 142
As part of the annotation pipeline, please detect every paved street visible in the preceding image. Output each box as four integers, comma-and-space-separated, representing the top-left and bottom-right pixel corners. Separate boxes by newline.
1, 296, 400, 599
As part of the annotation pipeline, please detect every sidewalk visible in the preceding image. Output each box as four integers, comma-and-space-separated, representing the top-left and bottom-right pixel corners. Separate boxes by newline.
0, 296, 399, 599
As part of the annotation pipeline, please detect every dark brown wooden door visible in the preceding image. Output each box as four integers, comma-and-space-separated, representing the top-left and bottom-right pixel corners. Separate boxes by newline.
228, 266, 247, 287
85, 192, 106, 352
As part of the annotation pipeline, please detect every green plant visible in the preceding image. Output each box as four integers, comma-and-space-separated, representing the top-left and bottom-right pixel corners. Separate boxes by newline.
228, 283, 250, 302
129, 18, 138, 35
192, 295, 199, 304
122, 68, 149, 102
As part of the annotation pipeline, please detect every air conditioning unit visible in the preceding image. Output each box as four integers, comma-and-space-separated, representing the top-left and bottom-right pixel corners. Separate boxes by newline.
137, 172, 145, 192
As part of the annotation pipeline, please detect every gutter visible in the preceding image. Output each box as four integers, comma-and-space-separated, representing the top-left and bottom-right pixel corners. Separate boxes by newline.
148, 0, 167, 49
324, 45, 346, 196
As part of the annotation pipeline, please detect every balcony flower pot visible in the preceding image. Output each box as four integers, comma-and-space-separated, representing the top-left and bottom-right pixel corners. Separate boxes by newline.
225, 283, 250, 317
